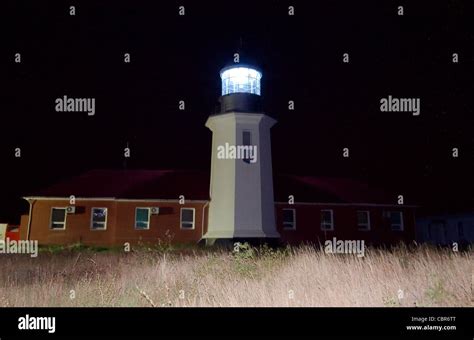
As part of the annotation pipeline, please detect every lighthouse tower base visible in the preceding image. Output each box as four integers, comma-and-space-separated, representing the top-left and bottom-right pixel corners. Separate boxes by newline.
202, 237, 281, 248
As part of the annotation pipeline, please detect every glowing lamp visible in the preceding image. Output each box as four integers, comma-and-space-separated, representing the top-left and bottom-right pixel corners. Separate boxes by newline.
220, 65, 262, 96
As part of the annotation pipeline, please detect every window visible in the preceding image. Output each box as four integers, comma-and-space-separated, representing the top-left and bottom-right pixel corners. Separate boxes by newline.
282, 209, 296, 230
390, 211, 403, 231
357, 211, 370, 231
135, 208, 151, 230
50, 207, 67, 230
91, 208, 107, 230
242, 130, 252, 164
180, 208, 195, 229
321, 210, 334, 231
243, 131, 252, 145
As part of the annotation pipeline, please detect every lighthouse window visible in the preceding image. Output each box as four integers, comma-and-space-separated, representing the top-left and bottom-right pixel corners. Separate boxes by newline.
243, 131, 251, 145
180, 208, 195, 229
282, 209, 296, 230
321, 210, 334, 231
242, 131, 252, 163
91, 207, 107, 230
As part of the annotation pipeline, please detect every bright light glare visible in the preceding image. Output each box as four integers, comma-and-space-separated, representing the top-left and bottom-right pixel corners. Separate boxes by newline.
221, 67, 262, 96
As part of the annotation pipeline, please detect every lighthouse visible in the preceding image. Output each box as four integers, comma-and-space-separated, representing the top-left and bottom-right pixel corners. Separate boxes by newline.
203, 64, 280, 244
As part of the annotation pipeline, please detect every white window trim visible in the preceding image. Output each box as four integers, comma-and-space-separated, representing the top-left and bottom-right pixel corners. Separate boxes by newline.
50, 207, 67, 230
357, 210, 371, 231
180, 207, 195, 230
90, 207, 108, 231
282, 208, 296, 230
135, 207, 151, 230
390, 211, 404, 231
321, 209, 334, 231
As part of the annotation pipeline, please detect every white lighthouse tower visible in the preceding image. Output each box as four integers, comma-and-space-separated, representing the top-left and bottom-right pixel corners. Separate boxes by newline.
203, 64, 280, 244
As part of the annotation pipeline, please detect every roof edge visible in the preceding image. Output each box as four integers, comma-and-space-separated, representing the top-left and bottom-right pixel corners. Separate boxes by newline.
275, 201, 419, 208
23, 196, 210, 203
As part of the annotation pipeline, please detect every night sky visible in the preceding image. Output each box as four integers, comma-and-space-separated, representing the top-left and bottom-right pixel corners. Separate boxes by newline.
2, 1, 473, 223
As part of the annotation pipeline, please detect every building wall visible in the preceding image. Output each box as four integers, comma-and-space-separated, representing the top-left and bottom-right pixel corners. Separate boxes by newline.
113, 201, 207, 245
275, 203, 416, 246
23, 199, 208, 246
416, 213, 474, 246
22, 199, 415, 246
19, 214, 29, 240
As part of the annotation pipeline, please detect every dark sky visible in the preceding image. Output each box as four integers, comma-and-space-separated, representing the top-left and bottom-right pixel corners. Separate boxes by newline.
2, 0, 473, 223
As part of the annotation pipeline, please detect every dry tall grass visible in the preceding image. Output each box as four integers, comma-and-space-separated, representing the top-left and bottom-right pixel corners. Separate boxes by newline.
0, 245, 472, 307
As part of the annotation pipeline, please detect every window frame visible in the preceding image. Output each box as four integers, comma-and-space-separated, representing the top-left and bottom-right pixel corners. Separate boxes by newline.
320, 209, 334, 231
282, 208, 296, 230
90, 207, 108, 231
242, 130, 252, 146
242, 130, 252, 164
390, 211, 404, 231
135, 207, 151, 230
50, 207, 67, 230
356, 210, 371, 231
180, 208, 195, 230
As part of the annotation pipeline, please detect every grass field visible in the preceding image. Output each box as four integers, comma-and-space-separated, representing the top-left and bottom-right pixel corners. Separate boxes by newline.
0, 244, 472, 307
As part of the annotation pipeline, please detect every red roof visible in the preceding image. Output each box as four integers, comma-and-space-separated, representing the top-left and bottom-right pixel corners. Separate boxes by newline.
273, 175, 393, 204
30, 169, 394, 204
34, 170, 210, 200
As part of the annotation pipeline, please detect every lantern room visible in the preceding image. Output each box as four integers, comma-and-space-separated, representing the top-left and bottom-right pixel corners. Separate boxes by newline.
220, 65, 262, 96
